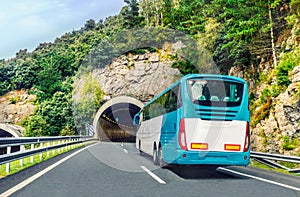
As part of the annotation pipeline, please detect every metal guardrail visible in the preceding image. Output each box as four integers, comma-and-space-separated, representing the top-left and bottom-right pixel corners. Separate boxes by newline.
0, 136, 96, 173
251, 151, 300, 174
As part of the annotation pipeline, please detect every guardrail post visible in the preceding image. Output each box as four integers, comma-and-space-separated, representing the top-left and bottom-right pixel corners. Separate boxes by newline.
58, 141, 61, 153
20, 145, 25, 166
6, 146, 11, 174
67, 139, 70, 150
53, 141, 56, 155
40, 143, 43, 161
47, 142, 50, 157
30, 144, 34, 163
64, 140, 67, 151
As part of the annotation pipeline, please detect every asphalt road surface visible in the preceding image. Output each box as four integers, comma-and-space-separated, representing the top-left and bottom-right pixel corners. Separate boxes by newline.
1, 142, 300, 197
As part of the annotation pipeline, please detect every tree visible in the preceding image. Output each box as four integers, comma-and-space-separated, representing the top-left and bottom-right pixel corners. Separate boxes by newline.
37, 92, 75, 136
203, 0, 272, 70
83, 19, 96, 31
13, 58, 40, 89
23, 115, 50, 137
140, 0, 165, 26
60, 124, 75, 136
0, 63, 15, 95
73, 73, 104, 132
122, 0, 143, 28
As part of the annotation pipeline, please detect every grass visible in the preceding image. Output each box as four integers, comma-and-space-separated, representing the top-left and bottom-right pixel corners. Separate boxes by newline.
249, 159, 300, 176
0, 141, 93, 178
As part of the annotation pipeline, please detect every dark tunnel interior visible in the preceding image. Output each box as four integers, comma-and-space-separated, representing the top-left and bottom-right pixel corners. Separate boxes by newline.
98, 103, 141, 142
0, 129, 13, 137
0, 129, 20, 155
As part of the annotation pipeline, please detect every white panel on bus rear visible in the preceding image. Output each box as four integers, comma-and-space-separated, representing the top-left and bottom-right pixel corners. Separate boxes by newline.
185, 119, 246, 152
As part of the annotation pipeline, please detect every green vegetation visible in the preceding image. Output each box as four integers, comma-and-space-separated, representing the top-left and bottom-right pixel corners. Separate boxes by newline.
276, 48, 300, 87
0, 0, 299, 137
250, 97, 272, 128
172, 60, 198, 75
282, 135, 299, 151
73, 73, 104, 133
250, 159, 300, 176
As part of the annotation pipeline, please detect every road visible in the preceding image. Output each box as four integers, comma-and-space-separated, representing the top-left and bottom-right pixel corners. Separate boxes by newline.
1, 142, 300, 197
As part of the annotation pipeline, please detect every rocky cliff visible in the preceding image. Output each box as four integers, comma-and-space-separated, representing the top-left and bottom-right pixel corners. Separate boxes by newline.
0, 90, 36, 124
251, 66, 300, 154
250, 18, 300, 155
93, 49, 181, 103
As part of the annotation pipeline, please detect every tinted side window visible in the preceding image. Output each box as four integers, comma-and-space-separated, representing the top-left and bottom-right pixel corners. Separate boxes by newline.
143, 105, 150, 121
142, 83, 181, 120
166, 84, 180, 113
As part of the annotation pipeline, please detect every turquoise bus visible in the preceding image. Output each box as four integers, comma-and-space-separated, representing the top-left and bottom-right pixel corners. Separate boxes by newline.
134, 74, 250, 167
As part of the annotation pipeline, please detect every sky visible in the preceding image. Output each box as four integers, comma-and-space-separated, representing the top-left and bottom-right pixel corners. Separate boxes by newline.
0, 0, 126, 60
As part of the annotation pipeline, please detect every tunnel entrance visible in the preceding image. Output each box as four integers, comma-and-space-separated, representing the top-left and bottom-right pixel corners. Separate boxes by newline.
0, 126, 23, 155
93, 96, 144, 142
0, 128, 13, 137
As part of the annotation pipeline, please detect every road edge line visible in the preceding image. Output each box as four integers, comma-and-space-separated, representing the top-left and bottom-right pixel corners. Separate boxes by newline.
0, 143, 98, 197
218, 167, 300, 192
140, 166, 166, 184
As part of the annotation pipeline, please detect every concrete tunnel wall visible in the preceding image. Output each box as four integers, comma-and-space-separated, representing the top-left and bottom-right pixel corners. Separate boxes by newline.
0, 124, 23, 137
93, 96, 144, 140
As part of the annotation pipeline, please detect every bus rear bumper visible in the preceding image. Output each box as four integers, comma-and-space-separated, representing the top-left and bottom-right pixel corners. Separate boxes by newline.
172, 150, 250, 166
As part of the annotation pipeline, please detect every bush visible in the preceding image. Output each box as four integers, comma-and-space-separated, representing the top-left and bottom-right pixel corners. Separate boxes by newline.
251, 99, 272, 127
282, 136, 299, 151
23, 115, 50, 137
60, 125, 75, 136
276, 48, 300, 88
171, 60, 198, 75
260, 88, 271, 104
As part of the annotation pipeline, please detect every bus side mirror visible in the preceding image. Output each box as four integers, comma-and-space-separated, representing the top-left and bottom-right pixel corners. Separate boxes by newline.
133, 114, 140, 126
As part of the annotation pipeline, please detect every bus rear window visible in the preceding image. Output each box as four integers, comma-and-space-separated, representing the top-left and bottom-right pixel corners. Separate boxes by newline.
188, 79, 244, 107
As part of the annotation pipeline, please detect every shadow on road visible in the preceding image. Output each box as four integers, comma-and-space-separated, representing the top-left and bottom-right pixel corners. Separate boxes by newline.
166, 165, 237, 179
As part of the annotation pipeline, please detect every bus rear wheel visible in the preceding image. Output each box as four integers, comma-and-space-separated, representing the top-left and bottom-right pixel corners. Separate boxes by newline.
153, 147, 159, 165
139, 140, 145, 156
158, 147, 167, 168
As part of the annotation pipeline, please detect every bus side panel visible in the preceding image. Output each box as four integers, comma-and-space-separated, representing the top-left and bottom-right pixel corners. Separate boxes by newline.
137, 116, 163, 156
160, 110, 177, 163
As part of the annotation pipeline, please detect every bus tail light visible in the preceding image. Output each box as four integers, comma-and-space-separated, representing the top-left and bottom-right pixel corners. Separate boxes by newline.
224, 144, 241, 151
179, 118, 188, 151
243, 121, 250, 152
191, 143, 208, 150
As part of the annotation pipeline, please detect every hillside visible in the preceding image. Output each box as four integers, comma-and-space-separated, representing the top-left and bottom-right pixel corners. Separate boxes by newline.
0, 0, 299, 155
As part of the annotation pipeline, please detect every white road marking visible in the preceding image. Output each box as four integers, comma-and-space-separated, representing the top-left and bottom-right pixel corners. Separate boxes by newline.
140, 166, 166, 184
0, 143, 98, 197
219, 167, 300, 192
123, 149, 128, 154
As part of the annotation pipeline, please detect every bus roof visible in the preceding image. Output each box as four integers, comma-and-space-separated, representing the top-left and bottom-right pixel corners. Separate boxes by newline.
183, 74, 247, 84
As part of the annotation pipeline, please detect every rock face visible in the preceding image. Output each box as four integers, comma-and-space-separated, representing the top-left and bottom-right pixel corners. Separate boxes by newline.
0, 90, 36, 124
275, 66, 300, 139
251, 66, 300, 154
93, 51, 181, 103
250, 19, 300, 155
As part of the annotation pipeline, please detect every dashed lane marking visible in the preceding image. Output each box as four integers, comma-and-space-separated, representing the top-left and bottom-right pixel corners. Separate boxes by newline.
140, 166, 166, 184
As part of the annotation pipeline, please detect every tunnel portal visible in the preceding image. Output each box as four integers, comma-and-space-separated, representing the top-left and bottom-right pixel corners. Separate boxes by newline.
93, 96, 144, 142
